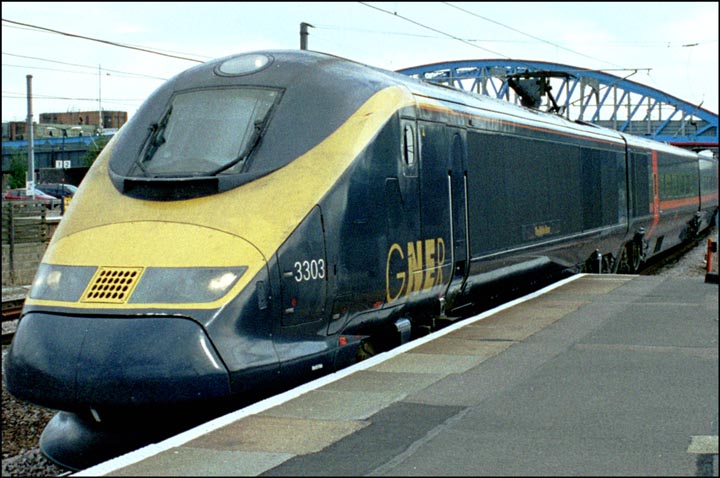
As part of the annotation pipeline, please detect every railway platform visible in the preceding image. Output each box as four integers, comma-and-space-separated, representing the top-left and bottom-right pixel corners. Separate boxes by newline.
69, 273, 717, 476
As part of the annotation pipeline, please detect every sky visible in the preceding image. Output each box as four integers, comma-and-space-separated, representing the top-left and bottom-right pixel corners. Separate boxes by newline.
2, 1, 718, 124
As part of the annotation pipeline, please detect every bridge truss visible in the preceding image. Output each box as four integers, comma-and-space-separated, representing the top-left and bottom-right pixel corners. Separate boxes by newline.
397, 59, 718, 153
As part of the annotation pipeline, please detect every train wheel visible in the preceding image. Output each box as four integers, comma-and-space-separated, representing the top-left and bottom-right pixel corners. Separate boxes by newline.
601, 254, 614, 273
617, 242, 642, 274
616, 245, 631, 273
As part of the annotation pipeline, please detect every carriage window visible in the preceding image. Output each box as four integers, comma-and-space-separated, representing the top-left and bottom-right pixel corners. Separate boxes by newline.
402, 122, 416, 167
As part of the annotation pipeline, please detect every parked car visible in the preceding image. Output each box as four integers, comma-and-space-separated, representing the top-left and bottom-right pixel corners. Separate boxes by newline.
37, 183, 78, 199
3, 188, 58, 208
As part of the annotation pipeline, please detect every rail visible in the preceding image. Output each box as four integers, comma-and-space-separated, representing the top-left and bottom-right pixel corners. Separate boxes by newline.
2, 286, 27, 345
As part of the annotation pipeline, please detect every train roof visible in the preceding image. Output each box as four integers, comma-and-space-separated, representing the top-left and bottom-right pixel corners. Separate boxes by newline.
147, 49, 699, 156
107, 50, 708, 199
176, 49, 624, 140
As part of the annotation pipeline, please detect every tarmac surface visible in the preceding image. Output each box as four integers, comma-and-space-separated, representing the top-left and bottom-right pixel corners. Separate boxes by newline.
74, 273, 719, 477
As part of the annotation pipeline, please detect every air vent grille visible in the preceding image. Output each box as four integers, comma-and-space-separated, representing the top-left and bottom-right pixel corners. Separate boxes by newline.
81, 267, 144, 304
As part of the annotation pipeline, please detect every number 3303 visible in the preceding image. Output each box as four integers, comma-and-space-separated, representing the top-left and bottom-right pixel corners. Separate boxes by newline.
293, 259, 325, 282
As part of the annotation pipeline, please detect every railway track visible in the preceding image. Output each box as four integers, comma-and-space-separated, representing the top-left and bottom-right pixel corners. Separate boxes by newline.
2, 297, 24, 345
638, 232, 711, 276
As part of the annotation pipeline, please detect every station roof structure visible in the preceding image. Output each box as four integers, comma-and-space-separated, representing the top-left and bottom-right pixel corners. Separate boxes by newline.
397, 59, 718, 153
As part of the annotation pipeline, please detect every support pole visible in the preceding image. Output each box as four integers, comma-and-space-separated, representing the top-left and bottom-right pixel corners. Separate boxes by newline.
98, 65, 103, 133
300, 22, 314, 50
26, 74, 35, 197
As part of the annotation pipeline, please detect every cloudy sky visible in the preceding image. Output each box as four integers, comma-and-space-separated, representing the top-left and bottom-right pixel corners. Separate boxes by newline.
2, 1, 717, 122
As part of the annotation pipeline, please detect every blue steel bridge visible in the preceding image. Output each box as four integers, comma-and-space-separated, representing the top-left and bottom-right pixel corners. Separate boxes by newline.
397, 59, 718, 153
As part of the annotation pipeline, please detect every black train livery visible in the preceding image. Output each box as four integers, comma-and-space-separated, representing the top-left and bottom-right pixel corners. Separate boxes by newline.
4, 50, 718, 468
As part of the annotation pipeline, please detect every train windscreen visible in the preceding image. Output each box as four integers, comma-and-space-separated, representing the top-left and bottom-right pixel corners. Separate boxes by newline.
130, 88, 280, 177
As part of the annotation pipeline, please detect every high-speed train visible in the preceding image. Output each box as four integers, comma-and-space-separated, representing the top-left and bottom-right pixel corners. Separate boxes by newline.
4, 50, 718, 469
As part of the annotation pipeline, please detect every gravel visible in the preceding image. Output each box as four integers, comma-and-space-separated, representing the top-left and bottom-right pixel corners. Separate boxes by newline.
649, 229, 716, 278
1, 228, 715, 477
1, 348, 68, 477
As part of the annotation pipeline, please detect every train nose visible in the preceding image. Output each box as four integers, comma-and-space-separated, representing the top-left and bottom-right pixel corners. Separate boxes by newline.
4, 312, 231, 412
6, 221, 271, 413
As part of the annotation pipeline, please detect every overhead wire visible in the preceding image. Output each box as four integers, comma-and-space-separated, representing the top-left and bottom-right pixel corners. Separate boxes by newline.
441, 1, 624, 68
313, 23, 536, 44
357, 2, 697, 113
1, 18, 206, 63
357, 2, 508, 57
358, 1, 661, 74
1, 19, 190, 117
2, 52, 168, 80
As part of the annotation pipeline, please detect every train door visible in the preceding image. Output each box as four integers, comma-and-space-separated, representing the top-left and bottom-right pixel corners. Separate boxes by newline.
274, 206, 332, 384
417, 123, 466, 313
277, 206, 327, 326
384, 117, 421, 305
444, 129, 470, 309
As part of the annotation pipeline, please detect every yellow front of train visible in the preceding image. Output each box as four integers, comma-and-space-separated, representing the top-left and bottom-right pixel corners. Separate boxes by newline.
3, 51, 417, 422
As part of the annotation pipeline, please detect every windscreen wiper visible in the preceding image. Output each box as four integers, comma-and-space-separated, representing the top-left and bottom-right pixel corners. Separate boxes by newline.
133, 107, 173, 175
208, 118, 265, 176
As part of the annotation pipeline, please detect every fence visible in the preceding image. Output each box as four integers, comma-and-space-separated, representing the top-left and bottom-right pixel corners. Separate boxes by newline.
1, 200, 60, 286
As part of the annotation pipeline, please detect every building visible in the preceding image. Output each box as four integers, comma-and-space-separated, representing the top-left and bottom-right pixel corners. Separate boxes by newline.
1, 109, 126, 185
2, 121, 30, 142
39, 110, 128, 131
3, 109, 126, 142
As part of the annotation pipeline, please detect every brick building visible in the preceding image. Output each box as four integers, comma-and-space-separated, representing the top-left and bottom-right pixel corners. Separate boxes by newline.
39, 110, 127, 130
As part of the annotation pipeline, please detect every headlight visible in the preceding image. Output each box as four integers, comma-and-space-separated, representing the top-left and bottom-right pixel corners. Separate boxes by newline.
128, 267, 247, 304
29, 264, 97, 302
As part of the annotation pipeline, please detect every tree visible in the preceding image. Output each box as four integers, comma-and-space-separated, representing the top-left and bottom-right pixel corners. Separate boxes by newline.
8, 150, 28, 189
82, 135, 111, 167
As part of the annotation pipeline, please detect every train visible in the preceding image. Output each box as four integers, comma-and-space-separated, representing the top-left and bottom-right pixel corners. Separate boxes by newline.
4, 50, 718, 469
